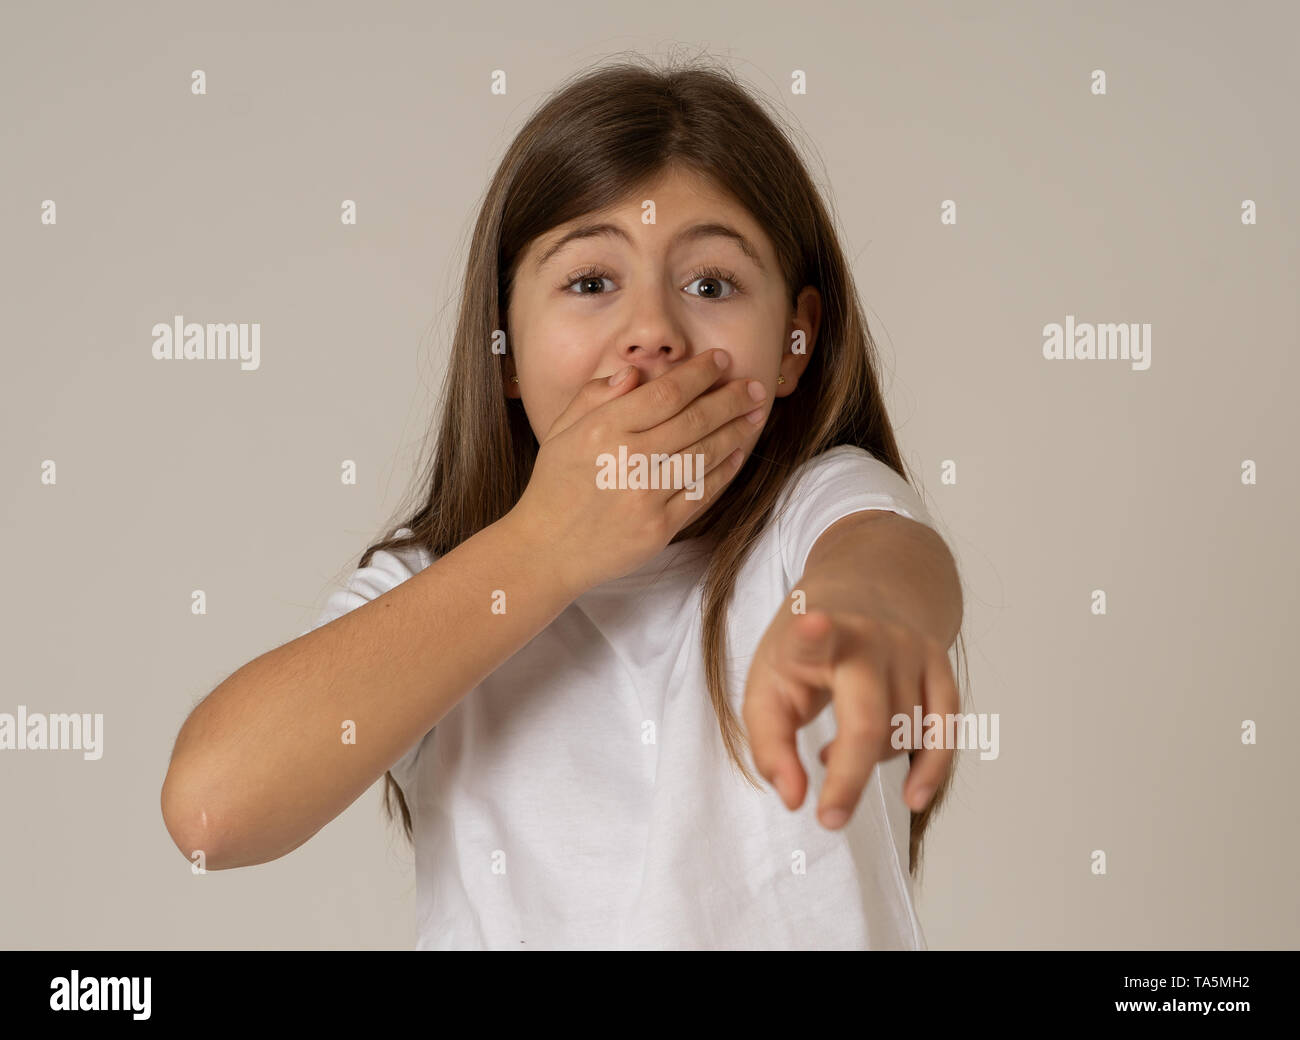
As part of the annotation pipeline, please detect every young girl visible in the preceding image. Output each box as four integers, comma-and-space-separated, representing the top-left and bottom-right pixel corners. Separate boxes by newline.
162, 57, 966, 950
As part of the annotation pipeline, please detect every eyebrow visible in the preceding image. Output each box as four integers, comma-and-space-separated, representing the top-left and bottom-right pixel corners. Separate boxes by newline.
532, 221, 765, 273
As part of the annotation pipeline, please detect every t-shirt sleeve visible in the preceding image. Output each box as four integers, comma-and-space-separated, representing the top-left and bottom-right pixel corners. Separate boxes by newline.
776, 445, 938, 586
300, 527, 432, 810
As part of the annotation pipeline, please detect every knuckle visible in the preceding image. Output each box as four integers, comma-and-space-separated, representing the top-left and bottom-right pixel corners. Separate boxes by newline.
864, 614, 913, 648
647, 378, 680, 411
779, 681, 817, 718
896, 626, 925, 657
677, 398, 709, 438
880, 616, 910, 640
841, 713, 884, 744
855, 614, 885, 640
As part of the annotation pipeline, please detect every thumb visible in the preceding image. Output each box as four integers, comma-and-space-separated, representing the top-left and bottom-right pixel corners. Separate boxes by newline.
782, 609, 837, 685
542, 364, 641, 442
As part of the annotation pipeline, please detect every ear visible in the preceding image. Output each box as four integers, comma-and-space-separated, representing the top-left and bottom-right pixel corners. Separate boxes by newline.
776, 286, 821, 396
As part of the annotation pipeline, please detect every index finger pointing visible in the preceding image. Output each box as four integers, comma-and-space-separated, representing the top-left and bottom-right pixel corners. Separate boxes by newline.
817, 656, 890, 829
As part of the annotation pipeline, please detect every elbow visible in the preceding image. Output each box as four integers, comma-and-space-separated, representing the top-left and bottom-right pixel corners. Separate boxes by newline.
161, 760, 312, 870
161, 764, 235, 871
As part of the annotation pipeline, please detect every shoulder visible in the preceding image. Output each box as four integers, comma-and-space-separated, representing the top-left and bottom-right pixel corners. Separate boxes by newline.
305, 527, 435, 634
773, 445, 935, 585
776, 445, 926, 513
349, 527, 434, 593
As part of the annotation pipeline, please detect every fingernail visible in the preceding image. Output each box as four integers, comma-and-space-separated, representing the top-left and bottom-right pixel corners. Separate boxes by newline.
609, 365, 633, 386
747, 379, 767, 401
820, 806, 848, 829
714, 350, 730, 369
745, 406, 765, 425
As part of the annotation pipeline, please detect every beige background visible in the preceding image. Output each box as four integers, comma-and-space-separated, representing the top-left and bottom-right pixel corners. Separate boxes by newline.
2, 0, 1296, 949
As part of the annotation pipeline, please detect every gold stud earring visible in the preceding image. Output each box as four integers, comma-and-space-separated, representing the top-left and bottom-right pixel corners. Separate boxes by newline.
511, 376, 519, 383
777, 375, 786, 385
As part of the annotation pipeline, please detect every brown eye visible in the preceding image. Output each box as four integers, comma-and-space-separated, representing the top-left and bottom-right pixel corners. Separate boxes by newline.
686, 276, 732, 299
560, 267, 615, 295
684, 266, 743, 301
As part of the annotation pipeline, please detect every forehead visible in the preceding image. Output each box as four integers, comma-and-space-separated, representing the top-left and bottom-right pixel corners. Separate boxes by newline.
527, 167, 772, 272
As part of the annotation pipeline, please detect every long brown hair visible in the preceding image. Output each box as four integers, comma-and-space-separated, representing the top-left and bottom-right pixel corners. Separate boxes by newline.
359, 54, 968, 878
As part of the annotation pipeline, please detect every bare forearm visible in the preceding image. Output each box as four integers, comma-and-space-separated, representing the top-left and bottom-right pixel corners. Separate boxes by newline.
796, 511, 962, 649
161, 509, 577, 869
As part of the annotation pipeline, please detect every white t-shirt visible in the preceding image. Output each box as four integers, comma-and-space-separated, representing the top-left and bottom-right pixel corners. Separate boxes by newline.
307, 444, 938, 950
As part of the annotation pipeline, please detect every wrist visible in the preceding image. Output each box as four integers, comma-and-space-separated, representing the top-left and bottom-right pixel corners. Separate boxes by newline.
494, 506, 590, 604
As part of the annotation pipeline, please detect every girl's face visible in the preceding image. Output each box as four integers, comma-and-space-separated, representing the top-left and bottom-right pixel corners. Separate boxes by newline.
504, 164, 820, 440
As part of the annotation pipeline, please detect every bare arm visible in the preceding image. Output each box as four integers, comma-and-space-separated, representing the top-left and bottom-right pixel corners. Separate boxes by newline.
160, 509, 578, 870
799, 509, 963, 649
742, 509, 963, 823
161, 349, 764, 870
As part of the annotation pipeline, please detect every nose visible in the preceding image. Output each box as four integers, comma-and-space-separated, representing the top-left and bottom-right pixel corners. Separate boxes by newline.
610, 275, 696, 381
609, 266, 737, 392
619, 341, 687, 385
